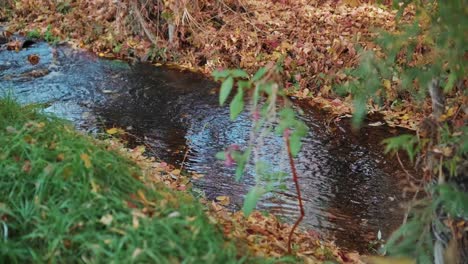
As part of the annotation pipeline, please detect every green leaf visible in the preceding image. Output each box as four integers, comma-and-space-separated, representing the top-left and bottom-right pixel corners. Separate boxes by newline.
253, 84, 260, 107
219, 76, 234, 106
230, 89, 244, 120
437, 184, 468, 218
237, 80, 251, 90
289, 134, 302, 157
352, 97, 366, 128
252, 67, 267, 82
230, 69, 249, 79
382, 134, 418, 162
295, 121, 309, 137
242, 187, 265, 216
234, 149, 250, 181
275, 108, 295, 135
444, 72, 457, 92
212, 70, 230, 81
215, 151, 226, 160
235, 165, 244, 180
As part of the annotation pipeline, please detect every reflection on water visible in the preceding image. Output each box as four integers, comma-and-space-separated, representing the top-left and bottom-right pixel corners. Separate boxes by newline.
0, 41, 408, 252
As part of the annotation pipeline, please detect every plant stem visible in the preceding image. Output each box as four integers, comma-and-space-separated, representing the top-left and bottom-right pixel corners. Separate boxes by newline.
285, 135, 304, 254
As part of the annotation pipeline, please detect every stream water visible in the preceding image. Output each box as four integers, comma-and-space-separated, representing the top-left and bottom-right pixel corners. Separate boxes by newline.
0, 40, 409, 252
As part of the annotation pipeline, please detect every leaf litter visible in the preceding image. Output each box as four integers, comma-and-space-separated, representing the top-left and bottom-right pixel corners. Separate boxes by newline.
1, 0, 439, 261
3, 0, 436, 129
105, 134, 362, 263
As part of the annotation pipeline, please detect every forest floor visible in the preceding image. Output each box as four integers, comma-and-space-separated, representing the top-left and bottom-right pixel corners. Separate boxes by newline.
2, 0, 452, 131
0, 1, 414, 263
3, 0, 463, 262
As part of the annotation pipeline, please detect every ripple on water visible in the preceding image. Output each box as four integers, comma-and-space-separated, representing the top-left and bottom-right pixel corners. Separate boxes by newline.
0, 41, 410, 252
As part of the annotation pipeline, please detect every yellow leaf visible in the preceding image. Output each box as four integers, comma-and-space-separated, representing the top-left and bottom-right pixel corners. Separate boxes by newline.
216, 195, 228, 201
442, 146, 453, 157
106, 127, 119, 135
383, 79, 391, 90
133, 145, 146, 154
446, 106, 456, 117
280, 41, 291, 51
191, 173, 204, 180
80, 153, 92, 168
90, 179, 100, 193
216, 195, 231, 206
137, 190, 157, 206
132, 214, 139, 229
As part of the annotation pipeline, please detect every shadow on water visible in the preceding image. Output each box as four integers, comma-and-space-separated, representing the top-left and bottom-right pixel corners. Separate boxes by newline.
0, 40, 411, 252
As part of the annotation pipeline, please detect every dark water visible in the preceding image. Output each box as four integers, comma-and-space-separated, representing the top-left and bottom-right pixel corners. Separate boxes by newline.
0, 40, 409, 252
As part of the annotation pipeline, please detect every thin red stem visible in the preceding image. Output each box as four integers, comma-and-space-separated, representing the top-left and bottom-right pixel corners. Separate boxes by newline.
285, 136, 305, 254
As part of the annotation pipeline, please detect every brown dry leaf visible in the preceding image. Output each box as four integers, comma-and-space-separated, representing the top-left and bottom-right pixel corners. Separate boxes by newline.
27, 54, 40, 65
6, 40, 21, 51
56, 153, 65, 161
22, 160, 32, 173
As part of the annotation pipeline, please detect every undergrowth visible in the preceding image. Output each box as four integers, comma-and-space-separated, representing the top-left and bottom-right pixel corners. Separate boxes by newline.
0, 97, 261, 263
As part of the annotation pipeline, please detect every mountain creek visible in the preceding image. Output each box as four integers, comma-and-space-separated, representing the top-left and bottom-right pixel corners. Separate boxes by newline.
0, 39, 412, 253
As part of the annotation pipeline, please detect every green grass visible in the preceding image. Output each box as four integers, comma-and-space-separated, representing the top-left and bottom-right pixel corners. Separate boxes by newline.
0, 98, 265, 263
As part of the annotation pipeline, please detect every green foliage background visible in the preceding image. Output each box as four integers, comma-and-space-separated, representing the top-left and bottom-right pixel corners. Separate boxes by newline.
342, 0, 467, 262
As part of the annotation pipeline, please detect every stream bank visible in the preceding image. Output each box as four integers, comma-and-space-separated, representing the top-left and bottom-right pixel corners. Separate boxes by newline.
0, 38, 410, 253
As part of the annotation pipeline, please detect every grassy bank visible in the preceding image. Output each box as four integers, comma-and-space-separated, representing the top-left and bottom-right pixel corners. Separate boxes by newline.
0, 98, 257, 263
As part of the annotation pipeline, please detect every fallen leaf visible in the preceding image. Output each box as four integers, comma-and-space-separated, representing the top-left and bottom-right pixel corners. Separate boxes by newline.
132, 248, 142, 259
168, 211, 181, 218
80, 153, 92, 168
216, 195, 231, 206
22, 160, 32, 173
368, 121, 385, 127
27, 54, 40, 65
90, 179, 100, 193
100, 214, 113, 226
56, 153, 65, 161
106, 127, 124, 135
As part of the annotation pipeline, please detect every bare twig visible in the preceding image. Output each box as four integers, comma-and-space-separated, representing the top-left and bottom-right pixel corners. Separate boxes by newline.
396, 152, 422, 184
131, 0, 158, 46
179, 143, 190, 172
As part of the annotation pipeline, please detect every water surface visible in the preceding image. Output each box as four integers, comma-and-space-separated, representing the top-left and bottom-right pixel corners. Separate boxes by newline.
0, 40, 409, 252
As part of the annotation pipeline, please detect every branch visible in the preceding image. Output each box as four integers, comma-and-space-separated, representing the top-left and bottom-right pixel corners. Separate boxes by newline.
131, 0, 158, 47
285, 134, 305, 254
